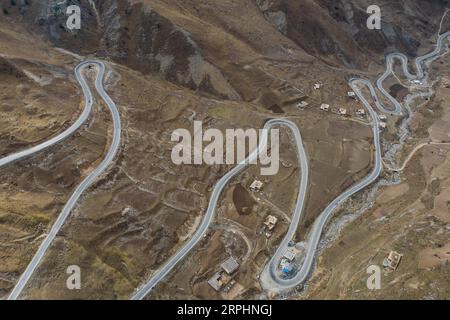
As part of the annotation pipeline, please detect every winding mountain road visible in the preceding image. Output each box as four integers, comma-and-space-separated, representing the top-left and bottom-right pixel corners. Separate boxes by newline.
376, 30, 450, 115
5, 29, 450, 300
131, 119, 307, 300
6, 60, 121, 300
132, 29, 450, 298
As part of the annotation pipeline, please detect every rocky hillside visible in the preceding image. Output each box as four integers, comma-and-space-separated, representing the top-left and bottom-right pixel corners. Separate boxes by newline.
3, 0, 449, 99
2, 0, 240, 99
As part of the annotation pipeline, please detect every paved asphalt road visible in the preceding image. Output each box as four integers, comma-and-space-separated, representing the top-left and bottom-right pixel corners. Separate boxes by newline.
376, 30, 450, 115
260, 30, 450, 291
0, 63, 93, 167
7, 60, 121, 300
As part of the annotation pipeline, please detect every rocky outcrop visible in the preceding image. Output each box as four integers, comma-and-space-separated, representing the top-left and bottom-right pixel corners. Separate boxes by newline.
0, 57, 26, 79
3, 0, 239, 100
256, 0, 446, 68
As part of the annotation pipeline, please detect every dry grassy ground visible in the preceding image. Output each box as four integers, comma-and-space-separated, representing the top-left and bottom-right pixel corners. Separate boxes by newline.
0, 0, 448, 300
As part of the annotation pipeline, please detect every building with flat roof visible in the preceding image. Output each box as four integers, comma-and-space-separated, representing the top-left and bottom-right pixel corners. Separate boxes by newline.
383, 251, 402, 271
208, 271, 233, 291
280, 258, 293, 274
320, 103, 330, 111
338, 108, 347, 115
208, 272, 225, 291
283, 248, 296, 262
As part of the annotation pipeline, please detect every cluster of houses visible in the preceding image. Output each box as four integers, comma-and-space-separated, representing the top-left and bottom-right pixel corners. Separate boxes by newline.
313, 87, 365, 117
379, 114, 387, 129
338, 107, 347, 115
208, 256, 240, 292
314, 83, 323, 90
